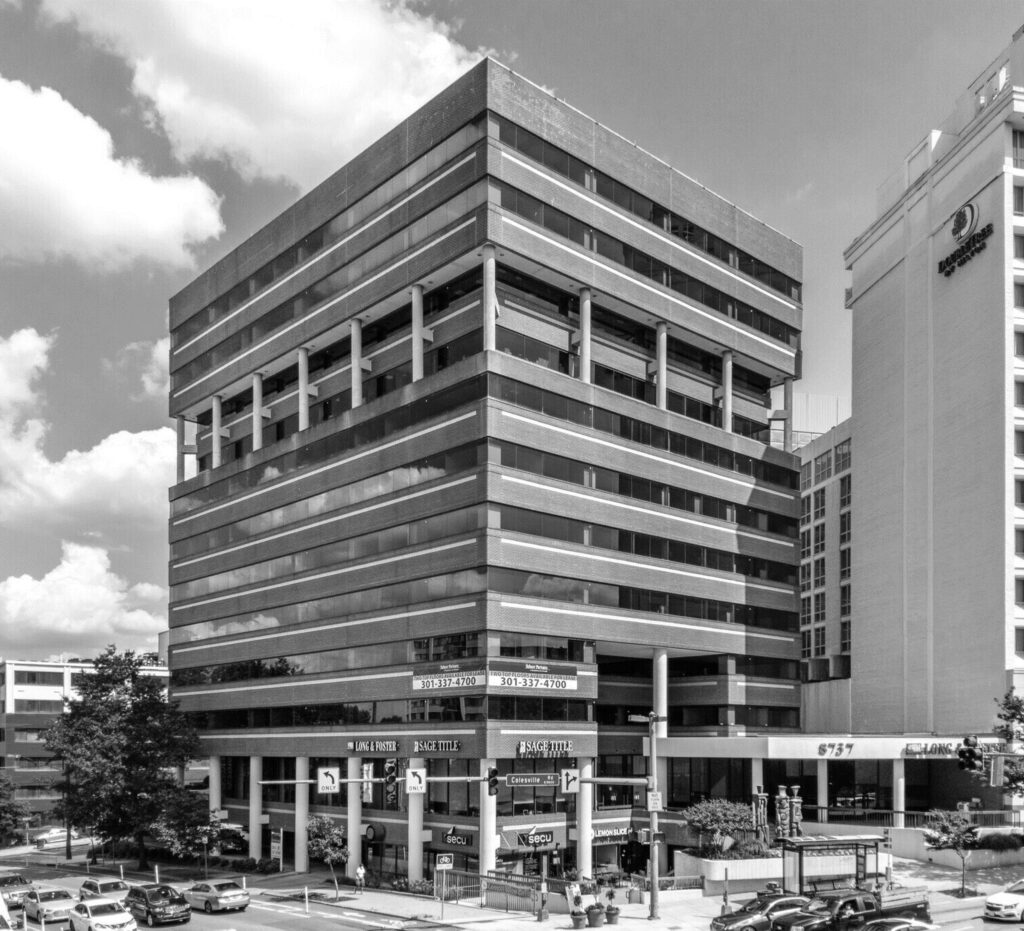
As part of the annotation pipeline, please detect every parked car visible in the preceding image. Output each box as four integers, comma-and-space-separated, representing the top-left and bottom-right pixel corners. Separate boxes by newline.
33, 828, 79, 845
182, 881, 249, 914
80, 878, 130, 902
0, 873, 33, 911
69, 899, 136, 931
124, 885, 190, 927
24, 885, 77, 925
713, 896, 812, 931
771, 888, 931, 931
985, 879, 1024, 920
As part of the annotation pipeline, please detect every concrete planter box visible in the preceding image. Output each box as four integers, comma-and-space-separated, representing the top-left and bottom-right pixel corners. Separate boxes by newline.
926, 847, 1024, 871
677, 851, 892, 897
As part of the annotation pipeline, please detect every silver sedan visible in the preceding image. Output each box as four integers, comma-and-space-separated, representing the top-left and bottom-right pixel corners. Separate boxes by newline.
182, 882, 249, 914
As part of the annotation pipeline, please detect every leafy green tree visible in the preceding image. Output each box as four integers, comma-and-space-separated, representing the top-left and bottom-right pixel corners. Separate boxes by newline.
307, 815, 349, 899
44, 646, 199, 869
680, 798, 753, 854
0, 771, 28, 843
152, 787, 222, 862
923, 809, 978, 897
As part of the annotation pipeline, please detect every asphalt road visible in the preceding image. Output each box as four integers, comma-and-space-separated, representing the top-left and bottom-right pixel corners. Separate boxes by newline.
13, 867, 456, 931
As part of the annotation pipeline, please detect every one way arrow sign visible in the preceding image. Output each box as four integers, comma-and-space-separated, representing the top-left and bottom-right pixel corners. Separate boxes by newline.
560, 768, 579, 794
406, 767, 426, 794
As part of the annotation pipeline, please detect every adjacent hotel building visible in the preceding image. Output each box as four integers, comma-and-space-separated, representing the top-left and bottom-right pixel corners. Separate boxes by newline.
168, 59, 806, 877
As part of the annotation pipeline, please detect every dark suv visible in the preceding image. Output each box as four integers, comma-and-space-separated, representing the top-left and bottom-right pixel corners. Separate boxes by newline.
124, 885, 190, 926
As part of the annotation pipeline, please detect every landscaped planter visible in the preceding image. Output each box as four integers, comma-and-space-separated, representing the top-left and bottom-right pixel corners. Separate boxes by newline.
926, 847, 1024, 871
676, 850, 893, 897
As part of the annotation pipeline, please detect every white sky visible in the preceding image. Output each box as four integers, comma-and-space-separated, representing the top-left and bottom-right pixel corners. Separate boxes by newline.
1, 0, 1021, 658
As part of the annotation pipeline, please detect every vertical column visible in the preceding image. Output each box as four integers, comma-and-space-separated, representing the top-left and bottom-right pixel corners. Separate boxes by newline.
721, 350, 734, 433
655, 322, 668, 410
175, 417, 186, 483
816, 758, 829, 823
211, 395, 223, 468
248, 756, 262, 860
783, 377, 794, 452
652, 649, 668, 819
577, 757, 594, 879
411, 285, 425, 382
482, 245, 497, 352
297, 348, 310, 431
892, 759, 905, 829
346, 757, 363, 877
407, 757, 424, 881
251, 374, 264, 451
294, 756, 309, 872
750, 758, 764, 796
350, 320, 364, 409
478, 757, 497, 876
579, 288, 592, 384
208, 756, 221, 813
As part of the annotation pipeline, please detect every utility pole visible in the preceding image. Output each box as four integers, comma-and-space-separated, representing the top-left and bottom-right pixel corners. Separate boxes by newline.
628, 712, 664, 921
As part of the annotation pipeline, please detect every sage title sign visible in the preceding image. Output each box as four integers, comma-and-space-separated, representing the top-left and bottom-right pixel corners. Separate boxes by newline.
938, 202, 992, 277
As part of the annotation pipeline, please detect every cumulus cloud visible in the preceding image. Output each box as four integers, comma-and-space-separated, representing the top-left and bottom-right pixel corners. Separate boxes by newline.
0, 328, 174, 534
0, 73, 223, 269
0, 542, 166, 655
39, 0, 485, 189
104, 336, 170, 400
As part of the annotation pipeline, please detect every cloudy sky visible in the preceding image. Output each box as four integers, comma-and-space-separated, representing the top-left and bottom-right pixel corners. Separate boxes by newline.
1, 0, 1021, 661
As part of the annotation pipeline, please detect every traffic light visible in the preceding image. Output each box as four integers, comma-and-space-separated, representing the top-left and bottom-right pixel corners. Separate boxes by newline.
957, 736, 984, 772
384, 758, 398, 804
487, 766, 500, 796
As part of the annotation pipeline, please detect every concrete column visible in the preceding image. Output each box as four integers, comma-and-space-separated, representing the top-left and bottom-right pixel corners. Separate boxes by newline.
750, 758, 764, 796
248, 756, 262, 859
655, 322, 667, 410
579, 288, 592, 384
817, 758, 829, 823
892, 759, 905, 829
482, 245, 497, 352
211, 395, 223, 468
478, 757, 497, 876
294, 756, 309, 872
251, 374, 264, 451
346, 757, 363, 877
298, 348, 310, 431
411, 286, 425, 382
175, 417, 186, 483
722, 350, 734, 433
208, 756, 221, 813
407, 758, 424, 881
783, 377, 794, 452
577, 757, 594, 878
350, 320, 364, 409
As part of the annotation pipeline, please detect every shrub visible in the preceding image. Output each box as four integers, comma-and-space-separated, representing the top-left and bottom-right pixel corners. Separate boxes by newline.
408, 879, 433, 895
736, 839, 774, 858
980, 833, 1024, 851
256, 857, 280, 872
237, 857, 258, 872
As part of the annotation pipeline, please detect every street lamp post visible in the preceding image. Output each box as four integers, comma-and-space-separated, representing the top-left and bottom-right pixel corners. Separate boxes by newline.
627, 712, 664, 922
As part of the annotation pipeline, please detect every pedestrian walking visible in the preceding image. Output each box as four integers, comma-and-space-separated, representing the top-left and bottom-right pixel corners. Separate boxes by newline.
356, 864, 365, 894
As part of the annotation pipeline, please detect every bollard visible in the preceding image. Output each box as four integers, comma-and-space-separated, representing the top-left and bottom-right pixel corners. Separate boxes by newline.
242, 876, 247, 890
119, 865, 124, 880
304, 887, 309, 914
154, 865, 159, 884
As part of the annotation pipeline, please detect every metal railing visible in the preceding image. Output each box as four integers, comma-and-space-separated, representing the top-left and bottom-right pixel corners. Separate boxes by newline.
805, 806, 1024, 828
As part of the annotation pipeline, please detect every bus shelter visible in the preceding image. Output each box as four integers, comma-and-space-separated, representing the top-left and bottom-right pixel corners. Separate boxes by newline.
780, 835, 885, 895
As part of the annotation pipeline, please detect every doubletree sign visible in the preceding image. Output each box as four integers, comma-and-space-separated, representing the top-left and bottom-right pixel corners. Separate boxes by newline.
937, 202, 993, 277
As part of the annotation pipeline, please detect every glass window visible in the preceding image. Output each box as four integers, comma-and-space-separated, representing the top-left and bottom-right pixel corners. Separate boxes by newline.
801, 630, 811, 659
801, 495, 811, 524
813, 592, 826, 623
814, 451, 832, 483
813, 523, 826, 554
840, 547, 851, 580
1017, 284, 1024, 308
1017, 480, 1024, 505
839, 511, 851, 544
834, 439, 851, 473
1016, 236, 1024, 260
1017, 333, 1024, 357
1015, 130, 1024, 170
800, 462, 812, 491
800, 529, 810, 559
840, 475, 851, 509
1017, 432, 1024, 457
1017, 529, 1024, 555
1017, 579, 1024, 605
814, 557, 825, 588
1015, 187, 1024, 215
813, 627, 826, 657
841, 620, 851, 653
813, 489, 825, 520
840, 584, 851, 617
800, 563, 811, 592
800, 595, 811, 626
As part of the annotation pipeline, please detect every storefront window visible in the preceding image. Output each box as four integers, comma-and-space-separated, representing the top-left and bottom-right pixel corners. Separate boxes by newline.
828, 760, 892, 810
666, 757, 749, 806
762, 760, 818, 808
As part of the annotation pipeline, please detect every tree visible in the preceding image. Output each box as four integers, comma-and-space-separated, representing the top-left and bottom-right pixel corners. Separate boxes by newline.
922, 808, 977, 897
152, 787, 222, 863
307, 816, 349, 899
0, 772, 28, 843
992, 689, 1024, 795
44, 646, 200, 869
680, 798, 753, 854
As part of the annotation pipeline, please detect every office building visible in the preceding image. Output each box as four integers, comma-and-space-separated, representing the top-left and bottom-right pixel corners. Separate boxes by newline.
0, 659, 170, 822
167, 58, 804, 878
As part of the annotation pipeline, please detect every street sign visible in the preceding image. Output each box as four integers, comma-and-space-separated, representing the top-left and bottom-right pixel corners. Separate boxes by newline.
317, 766, 341, 794
406, 767, 427, 794
506, 773, 559, 787
436, 853, 454, 871
270, 829, 283, 862
560, 768, 580, 794
647, 790, 663, 812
